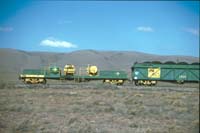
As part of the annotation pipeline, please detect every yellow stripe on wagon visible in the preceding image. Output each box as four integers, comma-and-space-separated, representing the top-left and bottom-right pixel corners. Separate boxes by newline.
20, 74, 45, 78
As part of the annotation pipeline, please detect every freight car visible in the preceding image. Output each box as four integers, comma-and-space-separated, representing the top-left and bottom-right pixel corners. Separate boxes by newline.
19, 62, 200, 85
132, 62, 200, 86
19, 65, 128, 85
19, 69, 46, 84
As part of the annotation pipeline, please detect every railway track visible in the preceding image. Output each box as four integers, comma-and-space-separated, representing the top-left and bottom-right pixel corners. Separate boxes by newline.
11, 82, 199, 93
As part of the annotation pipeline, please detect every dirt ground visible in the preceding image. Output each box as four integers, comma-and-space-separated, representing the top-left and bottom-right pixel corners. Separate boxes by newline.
0, 83, 199, 133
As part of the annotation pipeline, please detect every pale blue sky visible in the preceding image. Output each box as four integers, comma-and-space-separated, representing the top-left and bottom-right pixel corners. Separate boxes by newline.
0, 1, 199, 57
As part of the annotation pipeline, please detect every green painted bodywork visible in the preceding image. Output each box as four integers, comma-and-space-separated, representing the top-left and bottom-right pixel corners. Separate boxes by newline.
21, 67, 61, 79
73, 70, 128, 80
21, 69, 46, 75
45, 66, 61, 79
21, 68, 128, 81
132, 63, 200, 82
49, 66, 60, 74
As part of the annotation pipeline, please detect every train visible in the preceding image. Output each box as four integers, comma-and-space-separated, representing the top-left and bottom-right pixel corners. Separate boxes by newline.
19, 62, 200, 86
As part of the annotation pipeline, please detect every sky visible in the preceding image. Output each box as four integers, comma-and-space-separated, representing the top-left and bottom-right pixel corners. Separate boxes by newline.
0, 0, 199, 57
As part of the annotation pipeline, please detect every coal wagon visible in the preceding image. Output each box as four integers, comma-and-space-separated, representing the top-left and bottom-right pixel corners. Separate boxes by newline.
132, 62, 200, 85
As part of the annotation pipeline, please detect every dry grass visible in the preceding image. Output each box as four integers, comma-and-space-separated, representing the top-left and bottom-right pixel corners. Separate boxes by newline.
0, 86, 199, 133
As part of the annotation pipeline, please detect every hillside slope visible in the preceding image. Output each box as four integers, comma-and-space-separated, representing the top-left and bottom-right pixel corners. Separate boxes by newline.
0, 48, 199, 82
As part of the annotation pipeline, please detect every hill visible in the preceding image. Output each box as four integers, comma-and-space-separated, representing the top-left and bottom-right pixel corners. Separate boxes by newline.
0, 48, 199, 82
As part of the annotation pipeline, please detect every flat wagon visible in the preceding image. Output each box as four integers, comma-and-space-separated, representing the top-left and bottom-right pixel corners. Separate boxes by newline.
19, 65, 128, 85
72, 70, 128, 85
19, 69, 46, 84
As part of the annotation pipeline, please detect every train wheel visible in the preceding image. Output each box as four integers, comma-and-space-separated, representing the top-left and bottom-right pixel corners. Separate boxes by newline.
42, 79, 46, 84
135, 81, 139, 86
151, 81, 157, 86
116, 80, 124, 85
177, 80, 184, 84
